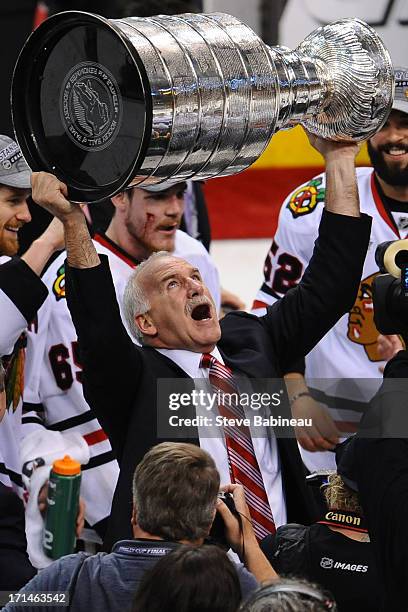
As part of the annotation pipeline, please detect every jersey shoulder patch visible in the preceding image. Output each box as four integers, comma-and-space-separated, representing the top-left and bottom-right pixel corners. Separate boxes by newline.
52, 263, 66, 301
287, 177, 326, 219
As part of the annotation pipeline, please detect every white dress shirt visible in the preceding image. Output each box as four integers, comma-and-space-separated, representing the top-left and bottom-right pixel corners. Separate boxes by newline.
156, 346, 287, 527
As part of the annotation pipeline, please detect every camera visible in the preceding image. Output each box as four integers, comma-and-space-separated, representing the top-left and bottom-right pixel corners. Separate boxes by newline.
373, 239, 408, 337
207, 492, 242, 550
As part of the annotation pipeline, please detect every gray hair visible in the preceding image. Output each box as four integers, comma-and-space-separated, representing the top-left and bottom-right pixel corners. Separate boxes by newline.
123, 251, 171, 342
239, 579, 337, 612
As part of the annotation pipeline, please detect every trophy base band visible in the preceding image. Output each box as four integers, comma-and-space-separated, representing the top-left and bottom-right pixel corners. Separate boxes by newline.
12, 12, 152, 202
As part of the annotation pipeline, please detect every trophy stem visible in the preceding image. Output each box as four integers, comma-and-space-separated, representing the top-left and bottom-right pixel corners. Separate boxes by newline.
267, 46, 331, 132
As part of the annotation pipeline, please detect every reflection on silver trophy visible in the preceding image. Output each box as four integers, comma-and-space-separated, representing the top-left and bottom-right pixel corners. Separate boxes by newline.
12, 11, 394, 201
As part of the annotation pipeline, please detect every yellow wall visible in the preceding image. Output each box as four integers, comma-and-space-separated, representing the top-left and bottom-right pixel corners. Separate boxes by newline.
253, 125, 370, 169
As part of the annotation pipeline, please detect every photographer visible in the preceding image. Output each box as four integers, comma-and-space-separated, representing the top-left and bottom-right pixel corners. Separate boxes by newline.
4, 442, 276, 612
260, 442, 379, 611
348, 234, 408, 609
353, 349, 408, 610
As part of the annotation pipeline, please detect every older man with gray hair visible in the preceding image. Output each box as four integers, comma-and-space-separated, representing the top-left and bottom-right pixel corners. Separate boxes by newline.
31, 132, 372, 552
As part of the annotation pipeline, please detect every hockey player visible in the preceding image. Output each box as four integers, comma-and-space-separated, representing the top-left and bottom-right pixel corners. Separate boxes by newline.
0, 135, 65, 496
0, 134, 65, 588
23, 180, 221, 541
252, 68, 408, 472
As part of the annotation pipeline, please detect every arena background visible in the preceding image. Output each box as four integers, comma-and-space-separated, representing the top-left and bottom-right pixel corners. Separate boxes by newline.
1, 0, 407, 305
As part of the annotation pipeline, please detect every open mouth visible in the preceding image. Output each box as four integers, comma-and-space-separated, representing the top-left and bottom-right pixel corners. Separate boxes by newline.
191, 303, 212, 321
5, 226, 19, 234
158, 224, 177, 233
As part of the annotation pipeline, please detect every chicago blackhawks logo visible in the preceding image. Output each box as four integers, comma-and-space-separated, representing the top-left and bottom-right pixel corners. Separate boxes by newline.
60, 62, 122, 152
347, 272, 381, 362
287, 178, 326, 219
52, 264, 66, 301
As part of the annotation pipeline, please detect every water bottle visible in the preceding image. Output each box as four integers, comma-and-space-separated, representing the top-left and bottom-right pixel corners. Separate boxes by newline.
43, 455, 81, 560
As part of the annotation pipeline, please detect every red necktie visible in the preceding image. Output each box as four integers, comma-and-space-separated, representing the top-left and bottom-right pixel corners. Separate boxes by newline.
201, 353, 276, 540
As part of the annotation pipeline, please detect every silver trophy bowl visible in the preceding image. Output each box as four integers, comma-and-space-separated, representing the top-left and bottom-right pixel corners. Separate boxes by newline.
12, 11, 394, 202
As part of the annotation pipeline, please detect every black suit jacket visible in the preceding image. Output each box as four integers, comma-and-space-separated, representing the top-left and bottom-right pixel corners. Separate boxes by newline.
354, 351, 408, 610
66, 210, 372, 550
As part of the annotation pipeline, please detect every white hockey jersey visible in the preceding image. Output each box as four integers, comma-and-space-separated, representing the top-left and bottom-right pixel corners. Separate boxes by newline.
24, 230, 221, 527
0, 256, 25, 495
0, 256, 47, 496
252, 167, 407, 470
0, 258, 28, 356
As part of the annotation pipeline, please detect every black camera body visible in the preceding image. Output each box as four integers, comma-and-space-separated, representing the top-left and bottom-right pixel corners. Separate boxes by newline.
207, 492, 241, 550
373, 240, 408, 338
373, 274, 408, 335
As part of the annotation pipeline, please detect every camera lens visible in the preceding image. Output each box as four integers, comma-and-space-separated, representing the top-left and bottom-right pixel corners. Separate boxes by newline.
395, 250, 408, 269
375, 241, 395, 272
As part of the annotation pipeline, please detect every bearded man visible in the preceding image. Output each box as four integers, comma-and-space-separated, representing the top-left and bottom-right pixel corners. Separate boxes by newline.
252, 68, 408, 473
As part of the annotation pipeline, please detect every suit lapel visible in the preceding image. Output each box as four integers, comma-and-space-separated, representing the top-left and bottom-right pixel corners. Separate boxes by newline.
141, 346, 192, 379
141, 347, 200, 447
219, 311, 280, 378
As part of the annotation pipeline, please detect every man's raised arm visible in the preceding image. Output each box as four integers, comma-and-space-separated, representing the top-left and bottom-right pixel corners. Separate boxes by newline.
259, 134, 372, 372
310, 134, 360, 218
31, 173, 141, 457
31, 172, 100, 269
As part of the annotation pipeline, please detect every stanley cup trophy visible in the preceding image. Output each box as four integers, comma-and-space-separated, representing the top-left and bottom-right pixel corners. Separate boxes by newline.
11, 11, 394, 202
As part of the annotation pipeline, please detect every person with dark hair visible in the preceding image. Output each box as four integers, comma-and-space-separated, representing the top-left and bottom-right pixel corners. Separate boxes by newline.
132, 544, 242, 612
5, 442, 274, 612
239, 578, 337, 612
252, 67, 408, 471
